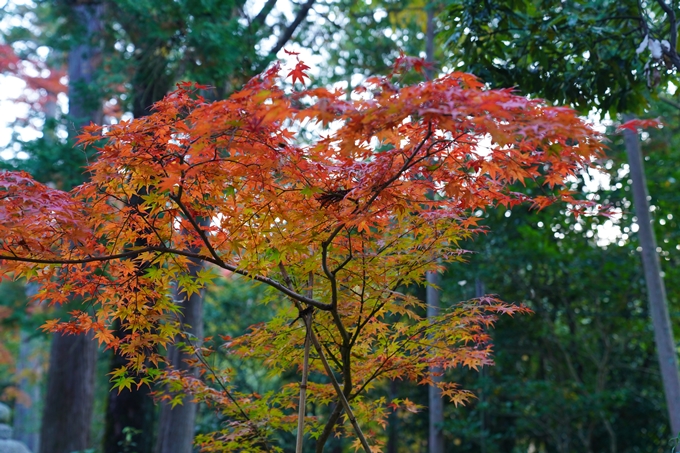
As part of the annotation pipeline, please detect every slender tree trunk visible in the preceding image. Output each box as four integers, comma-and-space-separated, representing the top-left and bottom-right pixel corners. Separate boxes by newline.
475, 278, 486, 453
155, 258, 205, 453
294, 312, 312, 453
13, 329, 43, 452
427, 271, 444, 453
425, 1, 435, 81
424, 4, 444, 453
39, 4, 102, 452
103, 189, 157, 453
623, 115, 680, 435
103, 330, 156, 453
65, 3, 104, 129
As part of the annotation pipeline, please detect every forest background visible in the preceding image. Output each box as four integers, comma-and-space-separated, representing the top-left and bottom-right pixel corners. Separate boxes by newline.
0, 0, 679, 453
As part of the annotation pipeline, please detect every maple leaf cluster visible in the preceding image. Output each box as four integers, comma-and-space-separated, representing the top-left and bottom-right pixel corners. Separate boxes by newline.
0, 58, 603, 450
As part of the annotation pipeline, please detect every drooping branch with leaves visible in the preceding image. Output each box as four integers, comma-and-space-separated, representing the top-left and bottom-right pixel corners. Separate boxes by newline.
0, 56, 603, 451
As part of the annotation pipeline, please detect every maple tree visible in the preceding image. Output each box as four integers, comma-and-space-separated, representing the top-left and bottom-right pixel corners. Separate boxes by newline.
0, 57, 603, 451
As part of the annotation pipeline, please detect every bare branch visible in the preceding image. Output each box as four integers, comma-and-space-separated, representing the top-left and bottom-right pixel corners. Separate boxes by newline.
308, 327, 371, 453
315, 403, 344, 453
252, 0, 278, 29
656, 0, 677, 56
169, 193, 221, 264
1, 245, 332, 311
269, 0, 316, 56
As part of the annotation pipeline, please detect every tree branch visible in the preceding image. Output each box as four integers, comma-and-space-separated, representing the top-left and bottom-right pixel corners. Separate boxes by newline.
169, 192, 221, 265
315, 402, 344, 453
252, 0, 278, 29
656, 0, 677, 56
308, 327, 371, 453
1, 245, 332, 311
321, 224, 350, 344
269, 0, 316, 56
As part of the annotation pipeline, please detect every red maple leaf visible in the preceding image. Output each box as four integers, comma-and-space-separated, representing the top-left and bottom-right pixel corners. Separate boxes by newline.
288, 60, 311, 86
617, 117, 663, 133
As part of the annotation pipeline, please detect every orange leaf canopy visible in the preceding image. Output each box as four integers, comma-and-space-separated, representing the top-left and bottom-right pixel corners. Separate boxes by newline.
0, 62, 602, 371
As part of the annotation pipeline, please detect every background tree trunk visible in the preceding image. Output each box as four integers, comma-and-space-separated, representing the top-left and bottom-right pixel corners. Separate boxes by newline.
39, 332, 97, 453
13, 329, 43, 452
476, 278, 486, 453
623, 115, 680, 435
427, 270, 444, 453
38, 3, 102, 452
102, 327, 156, 453
425, 4, 444, 453
155, 258, 205, 453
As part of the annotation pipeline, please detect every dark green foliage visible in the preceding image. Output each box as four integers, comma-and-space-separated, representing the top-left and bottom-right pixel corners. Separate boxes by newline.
437, 144, 676, 450
442, 0, 658, 114
435, 2, 680, 448
441, 209, 667, 451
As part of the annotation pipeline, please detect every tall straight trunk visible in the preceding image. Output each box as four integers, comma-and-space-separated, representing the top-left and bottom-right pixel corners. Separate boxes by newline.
424, 4, 444, 453
623, 115, 680, 435
13, 329, 43, 452
155, 258, 205, 453
475, 278, 486, 453
38, 4, 102, 452
425, 2, 435, 81
427, 271, 444, 453
102, 321, 156, 453
39, 332, 97, 453
103, 192, 156, 453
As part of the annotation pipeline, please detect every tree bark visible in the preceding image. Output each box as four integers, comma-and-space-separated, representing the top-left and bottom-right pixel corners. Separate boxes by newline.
13, 329, 43, 452
39, 4, 102, 452
65, 3, 104, 128
103, 190, 158, 453
103, 329, 157, 453
623, 115, 680, 435
425, 4, 444, 453
424, 1, 435, 81
155, 259, 205, 453
427, 270, 444, 453
39, 332, 97, 453
476, 278, 486, 453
